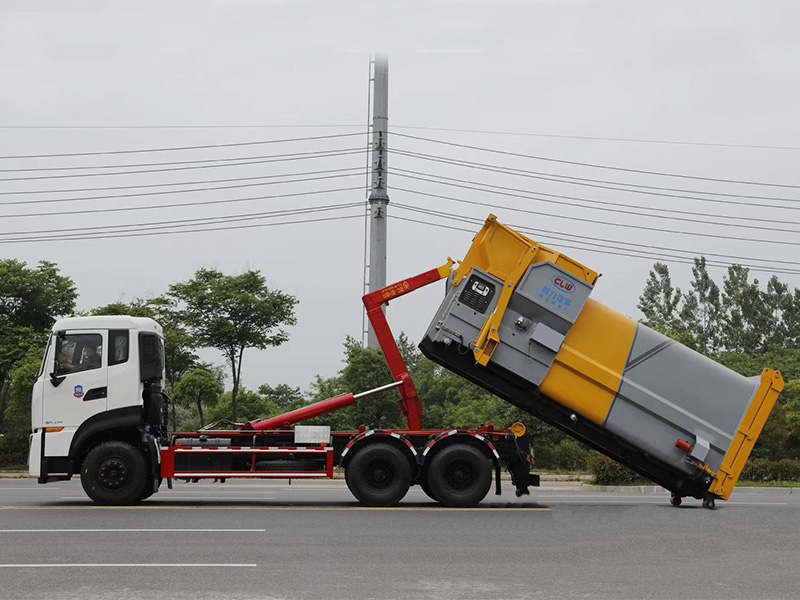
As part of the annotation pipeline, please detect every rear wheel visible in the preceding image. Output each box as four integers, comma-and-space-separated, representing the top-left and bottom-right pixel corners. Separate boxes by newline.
81, 441, 147, 505
427, 444, 492, 507
670, 493, 682, 507
417, 469, 439, 502
345, 443, 412, 507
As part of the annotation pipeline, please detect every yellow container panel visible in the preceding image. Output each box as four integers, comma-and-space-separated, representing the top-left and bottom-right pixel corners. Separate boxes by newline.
539, 299, 636, 425
453, 214, 597, 288
711, 369, 785, 500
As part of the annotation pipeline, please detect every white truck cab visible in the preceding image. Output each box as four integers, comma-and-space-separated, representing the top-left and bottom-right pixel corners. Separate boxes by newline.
29, 316, 167, 503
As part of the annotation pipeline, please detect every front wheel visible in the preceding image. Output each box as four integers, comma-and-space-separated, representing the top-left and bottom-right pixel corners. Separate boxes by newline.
345, 443, 412, 507
81, 441, 147, 505
427, 444, 492, 507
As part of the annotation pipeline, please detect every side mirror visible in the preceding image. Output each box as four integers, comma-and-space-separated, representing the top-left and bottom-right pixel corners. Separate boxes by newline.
49, 372, 66, 387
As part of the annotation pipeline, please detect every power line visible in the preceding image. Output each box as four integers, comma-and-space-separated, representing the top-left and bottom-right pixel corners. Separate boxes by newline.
0, 150, 364, 182
0, 124, 364, 130
1, 213, 364, 244
390, 202, 800, 268
392, 186, 800, 248
0, 131, 369, 160
391, 209, 800, 277
391, 125, 800, 152
0, 168, 366, 206
1, 186, 366, 219
0, 147, 366, 174
1, 203, 362, 240
6, 123, 796, 151
392, 132, 800, 190
391, 169, 800, 232
392, 147, 800, 207
394, 206, 746, 272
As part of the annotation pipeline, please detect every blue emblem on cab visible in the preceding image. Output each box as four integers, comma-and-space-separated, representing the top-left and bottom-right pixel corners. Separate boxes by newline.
73, 385, 84, 398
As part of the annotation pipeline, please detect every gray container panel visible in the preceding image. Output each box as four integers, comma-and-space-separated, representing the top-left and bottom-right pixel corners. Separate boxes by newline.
425, 265, 596, 388
605, 324, 758, 473
488, 263, 594, 386
491, 316, 554, 386
424, 269, 504, 349
515, 263, 593, 325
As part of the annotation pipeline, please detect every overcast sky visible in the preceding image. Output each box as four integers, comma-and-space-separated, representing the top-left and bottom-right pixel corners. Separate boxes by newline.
2, 0, 799, 394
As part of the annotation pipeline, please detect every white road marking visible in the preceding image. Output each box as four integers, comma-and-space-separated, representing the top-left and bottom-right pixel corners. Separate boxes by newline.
60, 495, 275, 500
0, 528, 266, 533
0, 563, 257, 568
0, 505, 550, 512
0, 488, 60, 491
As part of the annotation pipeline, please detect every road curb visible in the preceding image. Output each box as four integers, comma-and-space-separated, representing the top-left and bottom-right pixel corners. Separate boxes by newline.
0, 472, 32, 479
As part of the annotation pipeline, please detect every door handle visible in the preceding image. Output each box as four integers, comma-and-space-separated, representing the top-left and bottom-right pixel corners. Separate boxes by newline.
83, 387, 108, 402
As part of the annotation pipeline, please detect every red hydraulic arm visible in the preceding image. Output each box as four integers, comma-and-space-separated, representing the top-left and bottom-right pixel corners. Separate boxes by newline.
241, 381, 402, 431
362, 259, 455, 430
238, 259, 455, 433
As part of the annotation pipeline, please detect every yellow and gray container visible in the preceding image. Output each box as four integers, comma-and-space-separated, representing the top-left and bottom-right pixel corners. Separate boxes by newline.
420, 215, 783, 503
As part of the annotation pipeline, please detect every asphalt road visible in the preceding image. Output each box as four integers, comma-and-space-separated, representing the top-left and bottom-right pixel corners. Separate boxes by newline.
0, 478, 797, 600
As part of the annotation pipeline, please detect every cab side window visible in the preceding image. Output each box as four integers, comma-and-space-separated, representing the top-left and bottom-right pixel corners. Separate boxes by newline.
55, 334, 103, 375
109, 330, 129, 366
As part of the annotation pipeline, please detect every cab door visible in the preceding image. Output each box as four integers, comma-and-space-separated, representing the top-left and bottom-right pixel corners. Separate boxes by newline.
42, 330, 108, 447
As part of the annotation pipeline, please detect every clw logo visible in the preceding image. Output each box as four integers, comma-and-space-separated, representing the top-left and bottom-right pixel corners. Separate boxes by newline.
551, 276, 576, 294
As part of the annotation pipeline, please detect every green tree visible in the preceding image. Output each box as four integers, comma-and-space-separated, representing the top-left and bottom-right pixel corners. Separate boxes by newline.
0, 260, 77, 333
764, 276, 793, 349
720, 265, 772, 354
783, 289, 800, 348
205, 387, 280, 425
173, 368, 224, 426
681, 257, 721, 354
637, 262, 682, 334
0, 260, 76, 438
168, 269, 297, 421
0, 346, 44, 466
784, 380, 800, 441
257, 383, 304, 411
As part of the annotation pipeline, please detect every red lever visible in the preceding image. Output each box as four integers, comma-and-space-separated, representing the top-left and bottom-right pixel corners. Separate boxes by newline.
675, 439, 693, 453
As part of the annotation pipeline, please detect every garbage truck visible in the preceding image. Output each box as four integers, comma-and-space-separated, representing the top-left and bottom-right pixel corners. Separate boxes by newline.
28, 215, 783, 509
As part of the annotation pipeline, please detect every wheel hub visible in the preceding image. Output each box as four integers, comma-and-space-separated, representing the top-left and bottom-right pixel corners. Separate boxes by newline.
98, 459, 128, 491
366, 461, 394, 490
445, 460, 476, 492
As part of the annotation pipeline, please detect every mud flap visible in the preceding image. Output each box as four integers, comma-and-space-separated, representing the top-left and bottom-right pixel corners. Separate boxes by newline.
506, 432, 536, 497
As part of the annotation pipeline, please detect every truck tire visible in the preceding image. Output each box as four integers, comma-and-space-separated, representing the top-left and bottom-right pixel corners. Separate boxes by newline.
81, 441, 147, 505
345, 443, 412, 507
427, 444, 492, 507
139, 475, 162, 501
417, 470, 439, 502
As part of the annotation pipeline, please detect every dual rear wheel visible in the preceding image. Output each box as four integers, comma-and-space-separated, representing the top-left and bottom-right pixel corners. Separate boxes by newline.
345, 442, 493, 508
